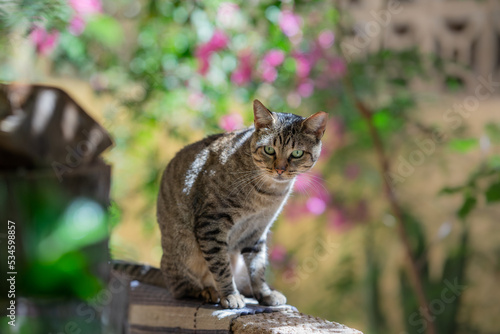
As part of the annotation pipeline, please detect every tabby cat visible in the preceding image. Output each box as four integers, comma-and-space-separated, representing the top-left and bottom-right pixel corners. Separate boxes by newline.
157, 99, 327, 309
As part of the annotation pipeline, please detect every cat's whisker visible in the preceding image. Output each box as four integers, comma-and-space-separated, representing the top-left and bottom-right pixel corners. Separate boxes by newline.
233, 170, 261, 184
296, 172, 333, 202
293, 172, 326, 199
247, 174, 267, 202
229, 172, 263, 197
303, 178, 325, 197
230, 176, 260, 195
308, 171, 338, 188
228, 175, 260, 191
309, 176, 330, 194
228, 177, 257, 196
291, 173, 312, 198
238, 175, 258, 203
229, 170, 260, 175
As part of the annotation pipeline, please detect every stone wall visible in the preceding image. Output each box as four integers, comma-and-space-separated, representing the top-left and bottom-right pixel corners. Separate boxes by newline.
338, 0, 499, 92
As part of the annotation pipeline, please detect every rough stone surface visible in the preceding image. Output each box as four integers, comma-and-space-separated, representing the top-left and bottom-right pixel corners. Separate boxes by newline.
232, 309, 363, 334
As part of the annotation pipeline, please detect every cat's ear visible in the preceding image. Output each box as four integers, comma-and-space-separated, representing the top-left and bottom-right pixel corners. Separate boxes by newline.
253, 99, 275, 129
302, 111, 328, 140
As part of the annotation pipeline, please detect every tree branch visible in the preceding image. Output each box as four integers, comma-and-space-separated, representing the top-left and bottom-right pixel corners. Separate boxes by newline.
344, 80, 437, 334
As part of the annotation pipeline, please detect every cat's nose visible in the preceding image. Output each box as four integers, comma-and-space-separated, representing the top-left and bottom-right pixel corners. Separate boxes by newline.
276, 168, 285, 175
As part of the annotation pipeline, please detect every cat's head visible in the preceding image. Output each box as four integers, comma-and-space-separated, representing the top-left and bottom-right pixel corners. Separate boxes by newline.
250, 99, 327, 182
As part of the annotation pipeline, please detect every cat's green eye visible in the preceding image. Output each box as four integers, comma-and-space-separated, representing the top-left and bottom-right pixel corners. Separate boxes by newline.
291, 150, 304, 158
264, 146, 275, 155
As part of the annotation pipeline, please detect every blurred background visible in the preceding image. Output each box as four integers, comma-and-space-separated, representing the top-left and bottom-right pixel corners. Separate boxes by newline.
1, 0, 500, 333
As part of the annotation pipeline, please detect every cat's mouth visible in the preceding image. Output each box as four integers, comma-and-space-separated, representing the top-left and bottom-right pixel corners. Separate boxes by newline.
270, 173, 293, 182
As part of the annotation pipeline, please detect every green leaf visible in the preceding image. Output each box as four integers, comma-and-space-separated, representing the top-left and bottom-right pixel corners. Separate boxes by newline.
439, 186, 464, 195
373, 111, 391, 130
485, 123, 500, 143
84, 15, 124, 48
59, 32, 86, 61
445, 76, 464, 92
485, 182, 500, 203
108, 201, 122, 229
457, 195, 476, 220
488, 155, 500, 170
448, 138, 478, 153
390, 77, 407, 87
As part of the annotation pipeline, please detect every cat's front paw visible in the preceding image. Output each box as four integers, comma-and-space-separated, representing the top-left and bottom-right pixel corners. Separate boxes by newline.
221, 292, 245, 309
258, 290, 287, 306
201, 287, 220, 304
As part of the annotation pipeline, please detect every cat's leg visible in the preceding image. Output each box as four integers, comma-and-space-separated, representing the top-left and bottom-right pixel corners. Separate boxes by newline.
231, 253, 253, 297
160, 229, 221, 303
242, 239, 287, 306
195, 214, 245, 309
160, 252, 204, 299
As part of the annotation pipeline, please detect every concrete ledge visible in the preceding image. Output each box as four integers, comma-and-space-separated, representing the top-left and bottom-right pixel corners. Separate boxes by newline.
110, 269, 363, 334
232, 310, 362, 334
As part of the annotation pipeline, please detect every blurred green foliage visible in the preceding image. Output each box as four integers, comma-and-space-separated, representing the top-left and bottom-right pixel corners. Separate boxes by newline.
0, 178, 108, 299
1, 0, 500, 333
0, 175, 109, 333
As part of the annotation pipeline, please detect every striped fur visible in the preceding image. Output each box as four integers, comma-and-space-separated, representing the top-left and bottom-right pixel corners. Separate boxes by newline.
112, 260, 165, 287
157, 100, 327, 309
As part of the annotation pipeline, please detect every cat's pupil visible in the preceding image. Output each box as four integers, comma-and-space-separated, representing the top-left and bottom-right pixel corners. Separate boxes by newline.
264, 146, 275, 155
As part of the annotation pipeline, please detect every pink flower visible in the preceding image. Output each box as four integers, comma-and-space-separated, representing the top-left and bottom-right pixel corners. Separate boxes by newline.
318, 30, 335, 49
329, 57, 347, 79
279, 10, 302, 37
261, 64, 277, 83
263, 49, 285, 67
69, 0, 102, 16
30, 26, 59, 55
219, 113, 243, 132
293, 53, 312, 79
69, 15, 86, 35
297, 81, 314, 98
231, 68, 252, 85
30, 26, 45, 45
269, 244, 287, 263
209, 30, 229, 50
67, 0, 101, 37
217, 2, 240, 27
231, 52, 253, 85
195, 30, 229, 75
306, 197, 327, 215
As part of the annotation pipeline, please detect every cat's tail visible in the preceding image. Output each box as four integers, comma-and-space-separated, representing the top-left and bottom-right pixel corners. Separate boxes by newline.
111, 260, 166, 288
